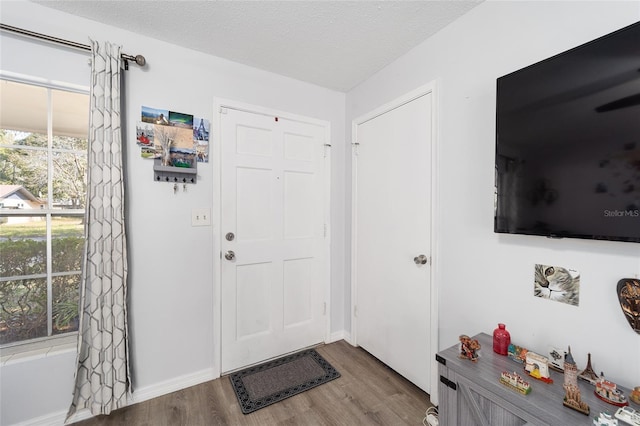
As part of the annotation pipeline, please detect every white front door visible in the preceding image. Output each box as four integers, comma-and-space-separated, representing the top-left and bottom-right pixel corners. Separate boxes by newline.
220, 106, 329, 373
352, 86, 435, 393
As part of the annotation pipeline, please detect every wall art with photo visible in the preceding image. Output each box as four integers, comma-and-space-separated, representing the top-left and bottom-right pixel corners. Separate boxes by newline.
534, 263, 580, 307
136, 105, 210, 165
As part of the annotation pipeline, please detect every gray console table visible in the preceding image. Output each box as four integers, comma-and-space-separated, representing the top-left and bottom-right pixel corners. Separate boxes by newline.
437, 332, 634, 426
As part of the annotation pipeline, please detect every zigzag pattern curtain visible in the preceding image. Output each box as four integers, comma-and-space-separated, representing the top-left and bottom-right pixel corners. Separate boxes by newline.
67, 40, 130, 420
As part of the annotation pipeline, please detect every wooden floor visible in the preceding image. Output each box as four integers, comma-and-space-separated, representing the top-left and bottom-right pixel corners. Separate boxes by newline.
74, 340, 433, 425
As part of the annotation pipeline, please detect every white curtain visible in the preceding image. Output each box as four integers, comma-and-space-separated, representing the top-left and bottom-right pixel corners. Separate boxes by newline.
67, 40, 130, 420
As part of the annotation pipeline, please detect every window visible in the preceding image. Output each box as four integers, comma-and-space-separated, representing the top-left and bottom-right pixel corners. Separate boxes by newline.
0, 78, 89, 348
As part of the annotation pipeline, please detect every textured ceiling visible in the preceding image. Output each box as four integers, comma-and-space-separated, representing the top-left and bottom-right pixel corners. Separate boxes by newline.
31, 1, 482, 92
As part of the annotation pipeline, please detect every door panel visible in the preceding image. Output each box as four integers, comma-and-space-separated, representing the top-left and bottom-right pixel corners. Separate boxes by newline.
284, 171, 315, 238
236, 262, 272, 339
237, 167, 272, 240
237, 124, 273, 157
221, 107, 327, 373
354, 92, 432, 392
283, 257, 314, 327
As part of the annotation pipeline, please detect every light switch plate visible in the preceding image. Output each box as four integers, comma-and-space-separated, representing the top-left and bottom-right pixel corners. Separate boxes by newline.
191, 208, 211, 226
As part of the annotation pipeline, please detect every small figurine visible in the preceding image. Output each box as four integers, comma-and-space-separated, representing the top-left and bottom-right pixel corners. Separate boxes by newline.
614, 406, 640, 426
564, 384, 591, 415
549, 346, 567, 371
459, 334, 480, 362
500, 371, 532, 395
524, 352, 553, 384
507, 344, 528, 364
563, 347, 590, 415
594, 372, 629, 407
593, 411, 618, 426
579, 353, 600, 385
564, 346, 579, 389
629, 386, 640, 405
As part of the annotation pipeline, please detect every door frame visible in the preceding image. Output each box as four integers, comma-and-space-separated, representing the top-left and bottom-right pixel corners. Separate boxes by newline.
213, 97, 332, 377
350, 81, 440, 403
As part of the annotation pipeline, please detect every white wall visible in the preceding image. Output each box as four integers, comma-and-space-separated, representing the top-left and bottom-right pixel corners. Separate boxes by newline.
347, 0, 640, 392
3, 1, 640, 424
0, 2, 346, 425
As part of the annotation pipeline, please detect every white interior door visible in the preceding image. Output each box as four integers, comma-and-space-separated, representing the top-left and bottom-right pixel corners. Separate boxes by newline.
220, 106, 328, 373
353, 89, 434, 393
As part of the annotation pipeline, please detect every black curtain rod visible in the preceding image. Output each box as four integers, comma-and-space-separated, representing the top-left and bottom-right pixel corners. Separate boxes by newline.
0, 23, 146, 69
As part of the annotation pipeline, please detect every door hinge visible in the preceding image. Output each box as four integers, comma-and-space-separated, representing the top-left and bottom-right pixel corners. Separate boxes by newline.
354, 305, 358, 318
219, 107, 228, 114
323, 302, 327, 315
323, 143, 331, 158
352, 141, 360, 156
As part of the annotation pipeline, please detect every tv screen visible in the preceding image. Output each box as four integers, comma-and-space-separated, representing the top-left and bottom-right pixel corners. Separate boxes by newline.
495, 21, 640, 243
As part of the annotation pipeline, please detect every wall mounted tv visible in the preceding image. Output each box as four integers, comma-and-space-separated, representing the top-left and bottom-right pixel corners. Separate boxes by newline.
495, 21, 640, 243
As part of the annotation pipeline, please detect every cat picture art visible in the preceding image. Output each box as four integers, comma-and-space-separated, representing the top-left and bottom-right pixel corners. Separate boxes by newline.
534, 264, 580, 306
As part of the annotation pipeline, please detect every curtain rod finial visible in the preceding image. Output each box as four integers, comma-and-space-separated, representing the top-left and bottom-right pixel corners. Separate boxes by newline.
121, 53, 146, 67
135, 55, 146, 67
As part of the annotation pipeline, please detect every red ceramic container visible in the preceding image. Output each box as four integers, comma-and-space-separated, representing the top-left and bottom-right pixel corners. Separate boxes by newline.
493, 323, 510, 355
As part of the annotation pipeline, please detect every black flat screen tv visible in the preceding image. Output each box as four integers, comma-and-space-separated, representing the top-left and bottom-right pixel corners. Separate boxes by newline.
495, 21, 640, 243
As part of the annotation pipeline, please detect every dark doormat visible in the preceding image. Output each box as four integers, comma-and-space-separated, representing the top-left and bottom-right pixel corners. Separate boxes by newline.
229, 348, 341, 414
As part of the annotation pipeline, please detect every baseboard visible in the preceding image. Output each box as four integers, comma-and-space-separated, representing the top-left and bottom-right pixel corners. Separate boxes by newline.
329, 330, 352, 345
8, 411, 66, 426
129, 368, 217, 405
11, 368, 217, 426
